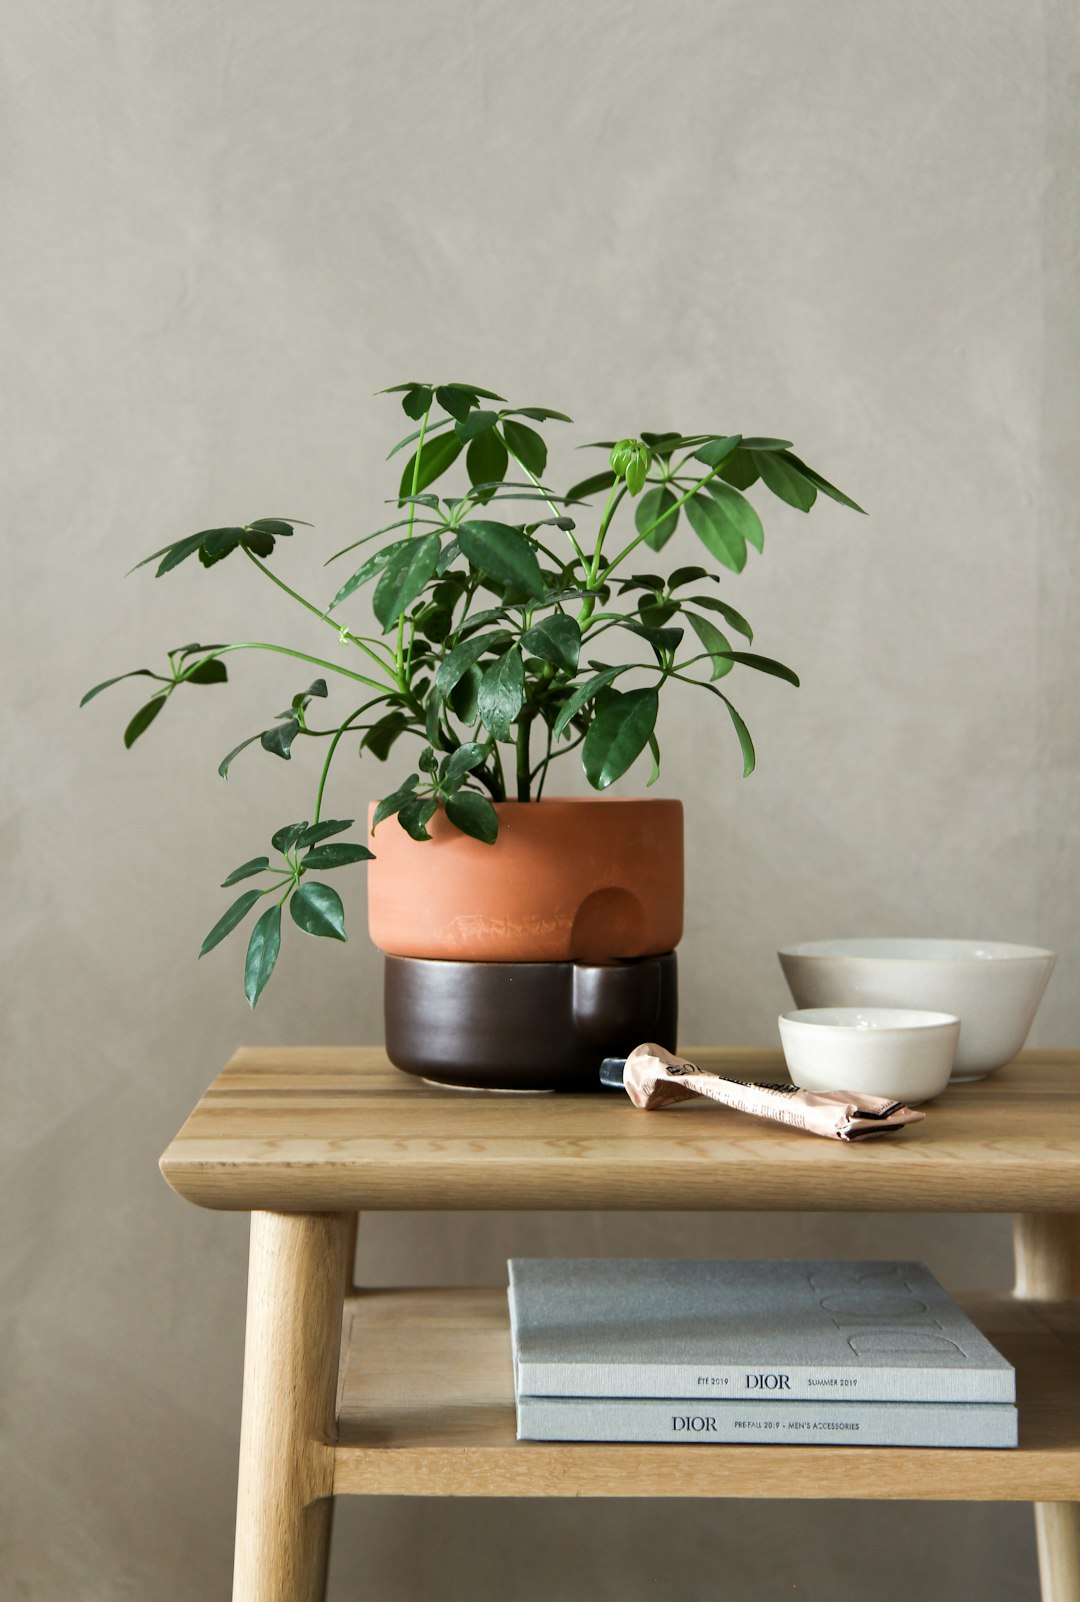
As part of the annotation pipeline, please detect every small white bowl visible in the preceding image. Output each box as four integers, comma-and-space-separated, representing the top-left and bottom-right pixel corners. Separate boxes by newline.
778, 939, 1056, 1082
778, 1007, 961, 1105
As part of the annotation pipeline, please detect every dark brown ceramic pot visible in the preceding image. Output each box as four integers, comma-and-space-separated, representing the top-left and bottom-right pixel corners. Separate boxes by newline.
384, 951, 678, 1091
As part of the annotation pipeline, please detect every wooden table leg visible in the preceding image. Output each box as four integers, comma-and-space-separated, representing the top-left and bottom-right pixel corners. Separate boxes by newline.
1013, 1214, 1080, 1602
233, 1211, 351, 1602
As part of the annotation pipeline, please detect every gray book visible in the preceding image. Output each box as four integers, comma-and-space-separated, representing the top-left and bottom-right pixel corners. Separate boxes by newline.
508, 1259, 1015, 1404
515, 1395, 1018, 1447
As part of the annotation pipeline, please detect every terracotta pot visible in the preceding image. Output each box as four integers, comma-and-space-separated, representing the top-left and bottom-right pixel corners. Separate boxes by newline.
367, 797, 683, 963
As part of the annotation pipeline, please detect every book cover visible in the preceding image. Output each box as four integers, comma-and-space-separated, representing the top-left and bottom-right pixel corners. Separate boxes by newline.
508, 1259, 1015, 1403
515, 1395, 1018, 1448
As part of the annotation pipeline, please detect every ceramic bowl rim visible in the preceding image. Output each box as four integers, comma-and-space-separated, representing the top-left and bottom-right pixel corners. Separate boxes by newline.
778, 939, 1055, 965
779, 1007, 961, 1036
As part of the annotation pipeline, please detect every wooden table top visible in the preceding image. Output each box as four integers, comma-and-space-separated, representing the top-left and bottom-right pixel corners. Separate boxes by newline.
159, 1047, 1080, 1214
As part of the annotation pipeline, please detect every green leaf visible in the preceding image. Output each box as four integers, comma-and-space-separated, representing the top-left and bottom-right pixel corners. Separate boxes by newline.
328, 538, 411, 611
713, 448, 760, 491
221, 857, 271, 886
457, 522, 544, 598
398, 797, 438, 840
445, 790, 498, 842
582, 688, 659, 790
325, 517, 441, 566
290, 881, 348, 940
271, 821, 309, 853
551, 666, 628, 737
565, 469, 616, 502
80, 668, 162, 707
401, 385, 433, 420
465, 429, 509, 502
245, 904, 282, 1006
218, 732, 263, 778
639, 431, 683, 456
296, 818, 354, 847
754, 451, 817, 512
155, 532, 211, 575
441, 742, 487, 785
361, 711, 412, 760
372, 533, 442, 631
508, 406, 572, 423
397, 433, 463, 501
299, 842, 374, 869
687, 595, 753, 642
197, 528, 242, 567
449, 663, 483, 724
372, 775, 419, 830
435, 384, 474, 422
725, 696, 756, 775
739, 437, 793, 451
385, 416, 454, 461
693, 434, 742, 470
261, 720, 300, 760
646, 732, 661, 786
184, 658, 228, 685
419, 745, 438, 775
477, 648, 524, 740
447, 382, 506, 402
434, 631, 512, 695
780, 452, 866, 514
519, 614, 581, 672
455, 408, 499, 443
500, 418, 547, 478
623, 620, 683, 660
716, 650, 800, 686
684, 493, 747, 573
705, 481, 764, 554
685, 611, 734, 679
635, 485, 679, 552
379, 381, 426, 394
200, 889, 263, 956
123, 695, 167, 748
663, 563, 705, 589
668, 566, 708, 590
435, 538, 461, 575
247, 516, 309, 535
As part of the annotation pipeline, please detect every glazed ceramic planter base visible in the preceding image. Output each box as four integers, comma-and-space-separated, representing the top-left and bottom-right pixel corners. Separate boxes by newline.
384, 952, 678, 1092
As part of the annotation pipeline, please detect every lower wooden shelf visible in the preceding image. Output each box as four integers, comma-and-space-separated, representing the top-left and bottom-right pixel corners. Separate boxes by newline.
333, 1286, 1080, 1501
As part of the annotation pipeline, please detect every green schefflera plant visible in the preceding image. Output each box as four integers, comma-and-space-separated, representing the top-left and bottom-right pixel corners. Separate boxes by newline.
83, 381, 863, 1004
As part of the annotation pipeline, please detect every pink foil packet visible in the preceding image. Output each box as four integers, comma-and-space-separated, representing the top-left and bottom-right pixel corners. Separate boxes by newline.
608, 1044, 925, 1142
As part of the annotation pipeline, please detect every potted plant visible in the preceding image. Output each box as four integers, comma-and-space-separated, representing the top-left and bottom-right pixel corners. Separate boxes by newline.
83, 381, 861, 1088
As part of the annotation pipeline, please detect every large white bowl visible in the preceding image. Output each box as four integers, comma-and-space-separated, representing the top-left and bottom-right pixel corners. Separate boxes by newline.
778, 939, 1056, 1082
778, 1008, 960, 1104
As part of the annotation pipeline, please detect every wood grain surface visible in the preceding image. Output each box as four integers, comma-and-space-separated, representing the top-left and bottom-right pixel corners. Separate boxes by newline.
159, 1048, 1080, 1213
331, 1285, 1080, 1501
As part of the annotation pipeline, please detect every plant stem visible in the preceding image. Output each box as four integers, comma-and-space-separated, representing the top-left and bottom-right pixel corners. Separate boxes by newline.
395, 401, 432, 681
311, 698, 388, 824
502, 446, 587, 567
515, 712, 533, 801
207, 642, 391, 693
578, 483, 625, 627
604, 463, 727, 575
242, 550, 398, 680
533, 717, 555, 799
489, 740, 507, 801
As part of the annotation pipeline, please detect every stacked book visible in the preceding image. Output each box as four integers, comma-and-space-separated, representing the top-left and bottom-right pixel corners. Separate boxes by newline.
508, 1259, 1017, 1447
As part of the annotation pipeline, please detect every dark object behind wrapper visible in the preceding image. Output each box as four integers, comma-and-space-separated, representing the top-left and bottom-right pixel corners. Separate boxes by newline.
384, 952, 678, 1091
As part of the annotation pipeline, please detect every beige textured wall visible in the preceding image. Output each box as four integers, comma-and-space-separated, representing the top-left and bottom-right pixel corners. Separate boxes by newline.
3, 1, 1078, 1598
